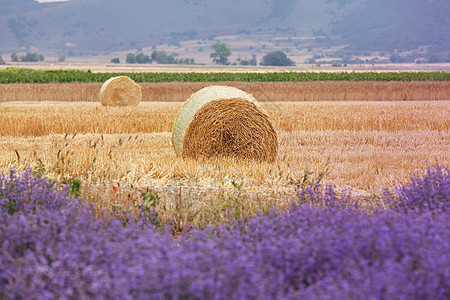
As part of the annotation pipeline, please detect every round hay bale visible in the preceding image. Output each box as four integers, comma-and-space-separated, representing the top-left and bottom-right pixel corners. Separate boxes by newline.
99, 76, 141, 106
172, 85, 278, 162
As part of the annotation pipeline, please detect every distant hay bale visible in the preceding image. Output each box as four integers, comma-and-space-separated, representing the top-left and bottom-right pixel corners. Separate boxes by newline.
99, 76, 141, 106
172, 85, 278, 162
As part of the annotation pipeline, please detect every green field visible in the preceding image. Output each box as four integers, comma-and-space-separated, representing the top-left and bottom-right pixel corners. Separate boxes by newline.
0, 68, 449, 83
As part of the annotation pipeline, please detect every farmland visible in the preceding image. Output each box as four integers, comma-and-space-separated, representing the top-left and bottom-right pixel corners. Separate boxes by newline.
0, 70, 449, 298
0, 82, 450, 227
1, 81, 449, 103
1, 68, 449, 83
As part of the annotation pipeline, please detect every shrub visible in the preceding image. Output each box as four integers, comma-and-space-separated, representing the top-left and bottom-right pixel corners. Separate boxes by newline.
0, 165, 448, 299
0, 168, 70, 215
383, 164, 449, 214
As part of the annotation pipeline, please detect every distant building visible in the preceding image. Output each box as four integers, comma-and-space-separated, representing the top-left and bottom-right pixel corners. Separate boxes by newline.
415, 58, 427, 64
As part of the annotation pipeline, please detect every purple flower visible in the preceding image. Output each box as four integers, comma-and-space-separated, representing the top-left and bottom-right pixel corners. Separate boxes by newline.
1, 165, 449, 299
384, 164, 449, 214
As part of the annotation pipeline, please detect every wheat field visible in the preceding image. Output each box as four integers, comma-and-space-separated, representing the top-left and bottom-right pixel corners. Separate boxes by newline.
1, 101, 448, 136
1, 79, 449, 226
1, 98, 449, 226
1, 81, 448, 102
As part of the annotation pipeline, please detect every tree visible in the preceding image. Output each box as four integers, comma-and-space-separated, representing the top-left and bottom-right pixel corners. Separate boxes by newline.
111, 58, 120, 64
126, 53, 136, 63
260, 51, 295, 66
210, 43, 231, 65
126, 53, 152, 64
21, 53, 40, 62
389, 53, 404, 63
151, 51, 176, 64
11, 53, 18, 62
136, 53, 151, 64
58, 56, 66, 62
0, 56, 5, 65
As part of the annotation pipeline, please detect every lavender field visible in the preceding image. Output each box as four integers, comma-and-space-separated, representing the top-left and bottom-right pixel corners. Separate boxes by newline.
1, 164, 449, 299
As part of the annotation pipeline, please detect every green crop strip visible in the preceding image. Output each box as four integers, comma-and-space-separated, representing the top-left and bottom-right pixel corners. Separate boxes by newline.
0, 68, 449, 83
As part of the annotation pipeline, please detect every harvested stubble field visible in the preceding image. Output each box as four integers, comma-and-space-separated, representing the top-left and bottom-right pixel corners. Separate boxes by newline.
1, 72, 449, 298
1, 88, 449, 227
1, 81, 449, 102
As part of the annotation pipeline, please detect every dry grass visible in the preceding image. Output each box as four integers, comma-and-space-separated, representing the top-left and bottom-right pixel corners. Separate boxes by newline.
0, 102, 178, 136
1, 101, 448, 136
0, 81, 448, 103
1, 128, 447, 192
270, 101, 450, 132
0, 100, 449, 229
1, 129, 448, 228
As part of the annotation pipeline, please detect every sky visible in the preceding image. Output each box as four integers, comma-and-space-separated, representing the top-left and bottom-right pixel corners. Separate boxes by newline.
36, 0, 70, 3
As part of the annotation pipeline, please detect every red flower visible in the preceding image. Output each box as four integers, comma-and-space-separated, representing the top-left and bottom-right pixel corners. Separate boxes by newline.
113, 186, 118, 191
74, 173, 79, 178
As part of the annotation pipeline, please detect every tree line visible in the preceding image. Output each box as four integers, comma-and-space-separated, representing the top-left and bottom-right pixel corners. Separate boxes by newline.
10, 52, 45, 62
210, 43, 295, 66
113, 51, 195, 65
112, 43, 295, 66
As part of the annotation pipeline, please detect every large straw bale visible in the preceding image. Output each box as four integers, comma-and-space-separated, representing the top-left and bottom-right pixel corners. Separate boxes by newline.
172, 85, 278, 162
99, 76, 141, 106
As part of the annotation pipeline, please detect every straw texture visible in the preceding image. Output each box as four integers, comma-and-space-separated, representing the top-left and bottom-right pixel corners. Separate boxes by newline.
99, 76, 141, 106
172, 86, 278, 162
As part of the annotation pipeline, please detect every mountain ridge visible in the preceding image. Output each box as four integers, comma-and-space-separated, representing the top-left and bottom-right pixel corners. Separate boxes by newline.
0, 0, 448, 59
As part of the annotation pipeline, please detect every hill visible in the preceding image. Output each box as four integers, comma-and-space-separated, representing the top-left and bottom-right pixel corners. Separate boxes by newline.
0, 0, 448, 62
328, 0, 450, 53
